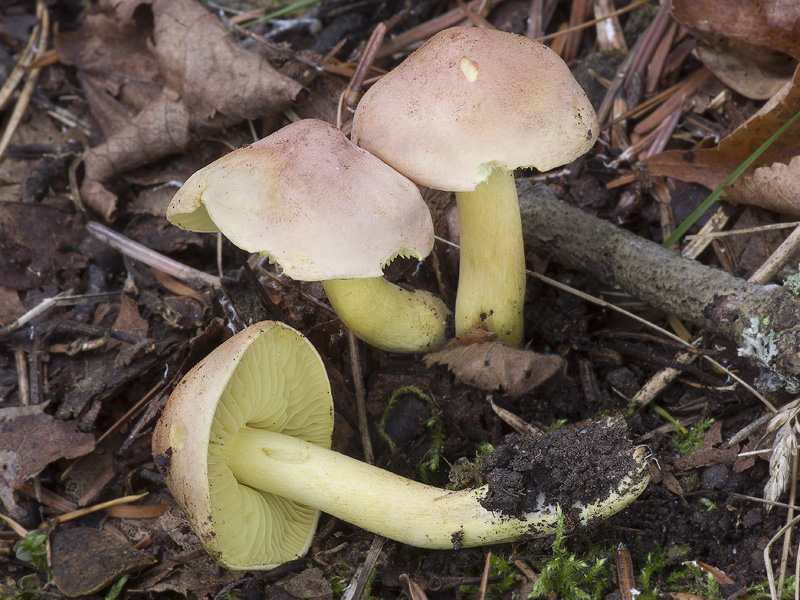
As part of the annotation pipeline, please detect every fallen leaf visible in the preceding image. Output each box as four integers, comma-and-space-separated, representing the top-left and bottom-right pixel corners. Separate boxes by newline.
108, 293, 152, 367
661, 470, 685, 499
50, 527, 157, 597
0, 203, 87, 291
0, 413, 94, 518
725, 155, 800, 215
56, 0, 302, 220
695, 561, 735, 585
670, 0, 799, 100
674, 421, 740, 470
283, 568, 332, 599
645, 64, 800, 191
694, 40, 794, 100
424, 342, 565, 396
127, 493, 240, 596
671, 0, 800, 60
0, 286, 25, 324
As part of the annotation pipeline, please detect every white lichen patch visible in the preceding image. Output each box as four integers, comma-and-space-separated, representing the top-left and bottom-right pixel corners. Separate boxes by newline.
738, 317, 778, 367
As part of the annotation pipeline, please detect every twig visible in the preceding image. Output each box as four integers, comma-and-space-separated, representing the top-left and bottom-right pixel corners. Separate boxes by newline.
0, 2, 49, 162
765, 514, 800, 600
686, 222, 800, 241
476, 552, 492, 600
616, 542, 636, 600
87, 222, 221, 288
377, 0, 499, 57
14, 350, 29, 406
348, 331, 374, 465
730, 492, 800, 512
624, 0, 671, 105
751, 224, 800, 285
338, 23, 386, 128
778, 452, 799, 594
51, 493, 149, 525
0, 291, 76, 339
341, 535, 385, 600
534, 0, 650, 43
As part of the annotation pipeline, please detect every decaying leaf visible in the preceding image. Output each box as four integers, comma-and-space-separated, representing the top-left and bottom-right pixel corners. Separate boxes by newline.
0, 412, 94, 518
424, 341, 565, 396
671, 0, 799, 100
0, 203, 87, 291
645, 64, 800, 191
126, 493, 240, 596
674, 421, 739, 470
694, 41, 794, 100
725, 155, 800, 216
56, 0, 302, 220
671, 0, 800, 60
50, 527, 157, 597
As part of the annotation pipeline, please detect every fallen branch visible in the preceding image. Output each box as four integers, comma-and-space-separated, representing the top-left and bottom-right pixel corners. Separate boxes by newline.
518, 179, 800, 384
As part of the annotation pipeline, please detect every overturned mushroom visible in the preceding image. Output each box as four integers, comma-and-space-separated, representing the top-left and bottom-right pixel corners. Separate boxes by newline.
153, 320, 650, 570
352, 27, 599, 347
167, 118, 449, 353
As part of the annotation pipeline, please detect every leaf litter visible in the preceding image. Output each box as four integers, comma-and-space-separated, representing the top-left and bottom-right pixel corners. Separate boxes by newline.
2, 0, 800, 597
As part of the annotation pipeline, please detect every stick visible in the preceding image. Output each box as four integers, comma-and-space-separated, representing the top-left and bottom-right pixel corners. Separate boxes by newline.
518, 179, 800, 381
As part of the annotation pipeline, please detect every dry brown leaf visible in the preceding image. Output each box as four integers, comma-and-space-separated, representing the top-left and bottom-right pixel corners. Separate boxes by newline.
50, 527, 157, 597
645, 64, 800, 190
0, 286, 25, 324
725, 155, 800, 216
670, 0, 799, 100
694, 41, 794, 100
695, 561, 735, 585
424, 342, 565, 396
674, 421, 740, 470
56, 0, 302, 220
672, 0, 800, 60
0, 203, 87, 291
0, 412, 95, 518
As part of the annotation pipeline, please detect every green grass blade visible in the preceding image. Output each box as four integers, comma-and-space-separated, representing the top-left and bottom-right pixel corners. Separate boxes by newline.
662, 108, 800, 250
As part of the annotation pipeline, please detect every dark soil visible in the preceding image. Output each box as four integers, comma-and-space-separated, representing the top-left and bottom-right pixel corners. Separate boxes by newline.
481, 417, 643, 519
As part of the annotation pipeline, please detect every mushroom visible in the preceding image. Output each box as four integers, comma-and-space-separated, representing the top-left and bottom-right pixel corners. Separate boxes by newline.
153, 320, 650, 570
166, 118, 449, 353
351, 27, 599, 347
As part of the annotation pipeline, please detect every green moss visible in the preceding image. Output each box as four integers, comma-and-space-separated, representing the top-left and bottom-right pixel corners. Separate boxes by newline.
377, 385, 446, 484
456, 553, 518, 600
748, 575, 796, 599
673, 418, 715, 456
528, 507, 612, 600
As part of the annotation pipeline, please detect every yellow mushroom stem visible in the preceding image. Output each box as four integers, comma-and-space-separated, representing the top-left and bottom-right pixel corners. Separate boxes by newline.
223, 426, 650, 550
454, 167, 526, 347
322, 277, 450, 353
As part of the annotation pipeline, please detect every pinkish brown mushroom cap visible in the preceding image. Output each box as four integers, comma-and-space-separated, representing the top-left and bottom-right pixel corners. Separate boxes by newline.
351, 27, 599, 192
167, 119, 434, 281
